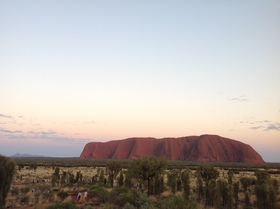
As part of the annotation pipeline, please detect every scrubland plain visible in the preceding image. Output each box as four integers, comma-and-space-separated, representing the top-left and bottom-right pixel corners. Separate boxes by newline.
5, 158, 280, 209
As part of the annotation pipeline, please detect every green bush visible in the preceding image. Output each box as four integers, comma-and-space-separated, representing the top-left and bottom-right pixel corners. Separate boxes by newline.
45, 201, 78, 209
0, 155, 16, 208
123, 203, 136, 209
158, 195, 198, 209
116, 192, 135, 207
109, 186, 130, 204
109, 188, 153, 208
89, 185, 109, 203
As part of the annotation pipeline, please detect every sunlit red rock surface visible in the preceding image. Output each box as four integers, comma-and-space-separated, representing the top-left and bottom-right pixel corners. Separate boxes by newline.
80, 135, 264, 163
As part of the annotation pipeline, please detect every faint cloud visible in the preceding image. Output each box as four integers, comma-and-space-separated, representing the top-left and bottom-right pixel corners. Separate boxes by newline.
0, 128, 22, 133
229, 96, 249, 102
0, 127, 91, 144
0, 115, 93, 145
0, 129, 14, 133
0, 114, 14, 119
249, 126, 264, 131
0, 113, 27, 125
249, 120, 270, 125
83, 121, 97, 125
249, 120, 280, 132
27, 130, 59, 138
41, 131, 58, 135
265, 123, 280, 131
0, 113, 13, 119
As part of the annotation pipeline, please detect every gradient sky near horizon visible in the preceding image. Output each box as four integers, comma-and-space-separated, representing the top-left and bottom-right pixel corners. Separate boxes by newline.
0, 0, 279, 162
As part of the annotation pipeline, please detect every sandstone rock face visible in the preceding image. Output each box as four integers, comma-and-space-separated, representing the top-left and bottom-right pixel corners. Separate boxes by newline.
80, 135, 264, 163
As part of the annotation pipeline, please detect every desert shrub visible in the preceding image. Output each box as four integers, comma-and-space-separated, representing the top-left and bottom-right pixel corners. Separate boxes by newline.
10, 187, 19, 195
158, 195, 198, 209
123, 200, 155, 209
109, 187, 152, 208
89, 185, 109, 203
57, 191, 69, 201
20, 187, 30, 194
108, 186, 130, 204
20, 195, 29, 205
240, 177, 255, 192
255, 170, 270, 182
34, 192, 40, 204
132, 192, 152, 208
45, 201, 78, 209
42, 191, 54, 203
52, 187, 61, 192
37, 184, 50, 193
115, 192, 135, 207
123, 203, 136, 209
79, 203, 95, 209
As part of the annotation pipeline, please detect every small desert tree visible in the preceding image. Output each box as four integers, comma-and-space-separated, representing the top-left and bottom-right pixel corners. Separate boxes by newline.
106, 161, 122, 188
181, 170, 191, 200
227, 170, 234, 185
196, 165, 219, 206
217, 179, 232, 208
0, 155, 16, 209
196, 173, 204, 203
118, 171, 124, 186
233, 181, 239, 209
51, 167, 60, 187
255, 170, 278, 209
129, 156, 167, 196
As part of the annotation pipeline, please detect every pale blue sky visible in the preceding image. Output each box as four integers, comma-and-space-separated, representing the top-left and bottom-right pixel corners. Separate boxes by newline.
0, 1, 279, 161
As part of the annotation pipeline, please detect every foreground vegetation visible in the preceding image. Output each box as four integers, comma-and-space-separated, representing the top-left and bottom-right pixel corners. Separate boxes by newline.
4, 157, 280, 208
0, 155, 16, 209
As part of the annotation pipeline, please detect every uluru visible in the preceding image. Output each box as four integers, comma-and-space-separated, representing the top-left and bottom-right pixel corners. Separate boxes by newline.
80, 134, 264, 163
